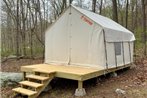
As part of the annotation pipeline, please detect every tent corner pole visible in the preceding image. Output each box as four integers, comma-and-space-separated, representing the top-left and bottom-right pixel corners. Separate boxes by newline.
103, 29, 108, 70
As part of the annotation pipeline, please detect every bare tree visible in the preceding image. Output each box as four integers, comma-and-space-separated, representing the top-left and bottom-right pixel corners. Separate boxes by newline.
99, 0, 103, 14
125, 0, 129, 28
112, 0, 118, 22
16, 0, 20, 58
92, 0, 96, 12
69, 0, 73, 4
141, 0, 147, 55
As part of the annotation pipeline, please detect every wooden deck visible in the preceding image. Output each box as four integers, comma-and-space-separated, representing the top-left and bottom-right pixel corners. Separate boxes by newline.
21, 64, 131, 81
12, 64, 131, 97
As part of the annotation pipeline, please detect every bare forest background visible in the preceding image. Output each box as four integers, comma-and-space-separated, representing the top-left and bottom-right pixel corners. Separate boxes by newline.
1, 0, 147, 61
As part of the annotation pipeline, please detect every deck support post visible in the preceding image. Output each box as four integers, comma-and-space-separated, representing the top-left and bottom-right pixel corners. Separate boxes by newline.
111, 72, 117, 77
74, 81, 86, 96
23, 72, 26, 80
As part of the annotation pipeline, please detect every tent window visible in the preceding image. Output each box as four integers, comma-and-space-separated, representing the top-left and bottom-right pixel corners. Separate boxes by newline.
114, 42, 121, 55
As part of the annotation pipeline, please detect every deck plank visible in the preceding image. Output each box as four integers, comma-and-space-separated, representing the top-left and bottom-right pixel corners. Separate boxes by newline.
19, 81, 43, 88
12, 87, 37, 96
26, 75, 49, 81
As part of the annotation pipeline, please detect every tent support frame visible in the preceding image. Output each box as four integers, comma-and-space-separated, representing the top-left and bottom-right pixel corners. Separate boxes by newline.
114, 43, 118, 68
103, 29, 108, 70
128, 42, 132, 63
122, 42, 125, 66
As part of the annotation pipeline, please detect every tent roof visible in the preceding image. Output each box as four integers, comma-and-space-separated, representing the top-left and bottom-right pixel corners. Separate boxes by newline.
71, 5, 135, 42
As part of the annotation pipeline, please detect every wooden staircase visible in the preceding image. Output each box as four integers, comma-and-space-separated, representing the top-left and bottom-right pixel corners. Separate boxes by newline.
12, 70, 55, 98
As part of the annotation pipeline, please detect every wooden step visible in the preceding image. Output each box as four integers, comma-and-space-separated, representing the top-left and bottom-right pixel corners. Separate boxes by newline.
12, 87, 37, 96
19, 81, 43, 88
33, 69, 55, 74
26, 75, 49, 81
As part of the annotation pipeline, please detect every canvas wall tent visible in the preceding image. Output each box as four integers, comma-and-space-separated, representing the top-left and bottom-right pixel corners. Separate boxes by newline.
12, 5, 136, 97
45, 5, 135, 70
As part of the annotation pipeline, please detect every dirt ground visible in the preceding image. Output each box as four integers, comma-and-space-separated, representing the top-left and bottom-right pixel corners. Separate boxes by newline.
1, 58, 147, 98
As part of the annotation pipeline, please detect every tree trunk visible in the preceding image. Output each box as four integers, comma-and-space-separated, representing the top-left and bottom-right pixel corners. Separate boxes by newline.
141, 0, 147, 55
16, 0, 20, 59
99, 0, 103, 15
20, 0, 26, 56
69, 0, 73, 4
112, 0, 118, 22
92, 0, 96, 13
125, 0, 129, 28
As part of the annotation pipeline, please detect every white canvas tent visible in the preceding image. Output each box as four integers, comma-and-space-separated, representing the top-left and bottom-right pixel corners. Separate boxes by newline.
45, 5, 135, 69
12, 6, 136, 96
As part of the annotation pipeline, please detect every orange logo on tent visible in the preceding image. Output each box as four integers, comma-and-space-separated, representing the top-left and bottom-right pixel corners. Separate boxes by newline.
81, 16, 93, 25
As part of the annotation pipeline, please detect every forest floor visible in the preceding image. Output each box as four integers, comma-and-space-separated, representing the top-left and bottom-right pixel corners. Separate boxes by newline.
1, 57, 147, 98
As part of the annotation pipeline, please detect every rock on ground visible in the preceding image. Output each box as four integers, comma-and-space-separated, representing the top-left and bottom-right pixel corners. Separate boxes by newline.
0, 72, 23, 87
